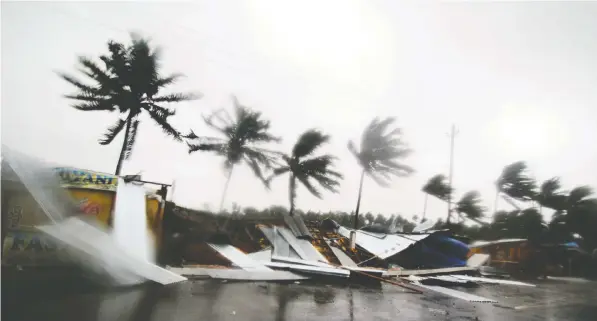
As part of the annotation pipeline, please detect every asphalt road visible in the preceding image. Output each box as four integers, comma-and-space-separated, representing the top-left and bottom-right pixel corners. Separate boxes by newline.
3, 277, 597, 321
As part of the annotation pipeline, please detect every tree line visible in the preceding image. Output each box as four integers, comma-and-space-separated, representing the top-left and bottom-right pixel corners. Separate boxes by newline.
60, 34, 596, 249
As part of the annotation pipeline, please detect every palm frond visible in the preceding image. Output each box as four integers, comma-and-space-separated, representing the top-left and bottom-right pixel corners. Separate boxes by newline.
187, 142, 226, 154
59, 73, 100, 95
244, 156, 270, 187
182, 129, 199, 139
154, 73, 183, 87
568, 186, 595, 206
71, 101, 116, 111
295, 174, 322, 198
147, 106, 181, 141
423, 174, 453, 201
265, 166, 291, 184
243, 147, 280, 169
152, 92, 201, 103
99, 118, 126, 145
76, 56, 114, 88
456, 191, 486, 219
350, 117, 413, 187
292, 129, 330, 158
497, 161, 537, 200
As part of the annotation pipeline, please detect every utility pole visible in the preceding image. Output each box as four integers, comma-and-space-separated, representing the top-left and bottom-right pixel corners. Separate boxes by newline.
447, 124, 458, 224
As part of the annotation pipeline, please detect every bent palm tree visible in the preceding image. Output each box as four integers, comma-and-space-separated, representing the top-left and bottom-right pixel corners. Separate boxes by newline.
266, 129, 343, 216
422, 174, 453, 222
536, 177, 567, 214
495, 161, 537, 212
455, 191, 487, 225
59, 34, 199, 175
184, 96, 280, 212
348, 117, 414, 230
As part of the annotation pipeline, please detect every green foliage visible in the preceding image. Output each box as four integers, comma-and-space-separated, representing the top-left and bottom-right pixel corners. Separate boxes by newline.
348, 117, 414, 187
422, 174, 452, 201
267, 129, 343, 215
185, 96, 280, 185
497, 161, 537, 201
455, 191, 486, 220
536, 177, 567, 211
59, 34, 199, 173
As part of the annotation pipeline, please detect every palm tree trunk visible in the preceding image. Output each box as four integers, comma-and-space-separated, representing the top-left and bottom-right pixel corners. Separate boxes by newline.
218, 166, 234, 213
114, 119, 132, 176
353, 170, 366, 230
422, 193, 428, 222
288, 175, 296, 216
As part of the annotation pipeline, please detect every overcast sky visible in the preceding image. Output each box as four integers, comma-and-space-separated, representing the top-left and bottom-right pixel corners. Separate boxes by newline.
2, 1, 597, 223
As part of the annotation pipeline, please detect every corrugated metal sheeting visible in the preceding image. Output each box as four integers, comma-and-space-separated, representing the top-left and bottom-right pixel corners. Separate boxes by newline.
336, 227, 433, 259
207, 243, 272, 271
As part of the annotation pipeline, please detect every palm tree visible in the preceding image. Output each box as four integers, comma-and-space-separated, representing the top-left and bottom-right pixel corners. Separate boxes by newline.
266, 129, 343, 216
59, 34, 199, 175
421, 174, 452, 222
455, 191, 487, 225
348, 117, 414, 230
184, 96, 280, 212
536, 177, 567, 214
566, 186, 596, 210
495, 161, 537, 212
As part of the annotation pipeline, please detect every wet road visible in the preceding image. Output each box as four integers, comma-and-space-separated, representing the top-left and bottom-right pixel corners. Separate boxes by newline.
3, 278, 597, 321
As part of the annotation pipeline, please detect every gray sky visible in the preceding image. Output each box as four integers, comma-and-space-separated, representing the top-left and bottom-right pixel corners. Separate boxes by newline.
2, 1, 597, 223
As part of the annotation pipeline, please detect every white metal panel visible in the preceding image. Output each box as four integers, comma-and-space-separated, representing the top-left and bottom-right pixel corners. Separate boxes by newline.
265, 261, 350, 278
38, 217, 187, 285
337, 227, 431, 259
205, 269, 308, 281
451, 275, 536, 287
247, 249, 272, 262
413, 282, 498, 303
207, 243, 272, 271
113, 178, 154, 263
466, 253, 490, 267
328, 246, 358, 267
277, 227, 327, 263
271, 255, 334, 268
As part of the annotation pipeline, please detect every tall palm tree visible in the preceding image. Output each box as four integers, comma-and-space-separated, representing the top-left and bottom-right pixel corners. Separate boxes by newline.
184, 96, 280, 212
348, 117, 414, 230
59, 34, 199, 175
560, 186, 597, 247
455, 191, 487, 225
421, 174, 452, 222
495, 161, 537, 212
266, 129, 343, 216
536, 177, 567, 214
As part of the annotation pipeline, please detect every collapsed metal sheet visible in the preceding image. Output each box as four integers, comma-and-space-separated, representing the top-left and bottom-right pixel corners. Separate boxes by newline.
337, 227, 432, 259
207, 243, 272, 271
265, 261, 350, 278
328, 245, 358, 267
271, 255, 333, 268
247, 249, 273, 262
277, 227, 328, 263
450, 275, 536, 287
259, 226, 302, 259
283, 215, 312, 239
413, 282, 498, 303
38, 217, 187, 285
205, 269, 308, 281
259, 226, 326, 263
466, 253, 490, 267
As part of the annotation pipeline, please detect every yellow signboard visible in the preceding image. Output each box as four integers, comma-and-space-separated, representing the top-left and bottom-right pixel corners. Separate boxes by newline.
2, 168, 166, 267
54, 167, 118, 191
2, 229, 68, 266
